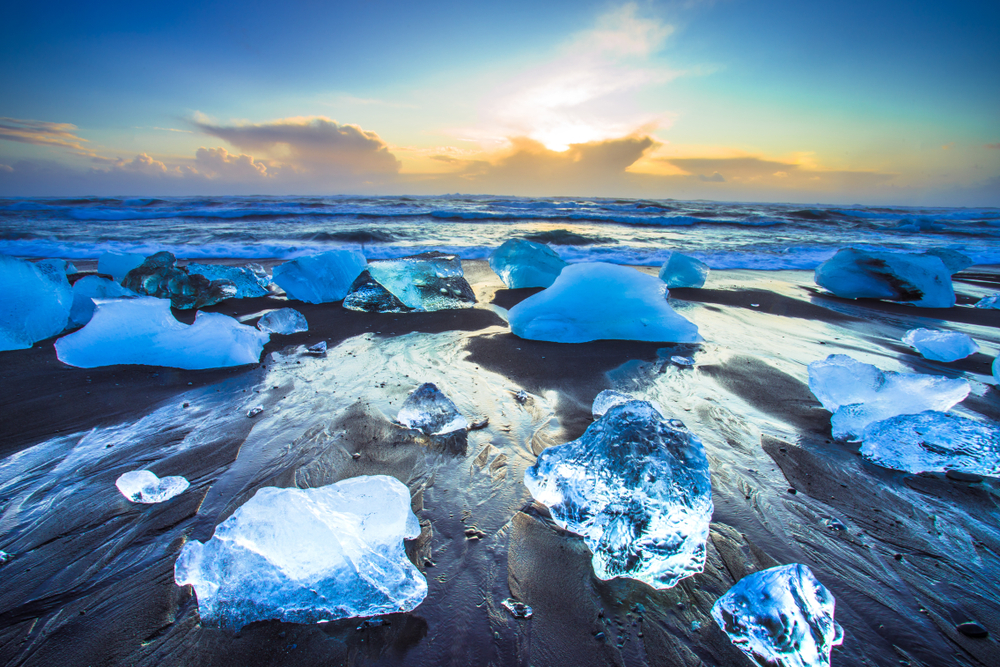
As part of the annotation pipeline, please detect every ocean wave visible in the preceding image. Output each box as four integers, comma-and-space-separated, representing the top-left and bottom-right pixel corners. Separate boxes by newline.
522, 229, 618, 245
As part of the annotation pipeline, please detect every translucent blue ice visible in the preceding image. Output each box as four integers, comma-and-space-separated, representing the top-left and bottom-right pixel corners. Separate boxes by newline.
68, 275, 137, 327
187, 262, 272, 298
902, 328, 978, 362
272, 249, 367, 303
397, 383, 468, 435
814, 248, 955, 308
343, 252, 476, 313
658, 251, 709, 288
116, 470, 189, 504
98, 251, 146, 281
0, 254, 73, 351
975, 293, 1000, 309
488, 238, 567, 288
256, 308, 308, 335
861, 411, 1000, 477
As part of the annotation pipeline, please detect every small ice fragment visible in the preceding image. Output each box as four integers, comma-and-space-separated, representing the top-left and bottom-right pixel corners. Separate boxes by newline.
712, 563, 843, 667
902, 328, 978, 362
123, 251, 237, 310
658, 251, 709, 288
814, 247, 955, 308
975, 293, 1000, 309
397, 383, 468, 435
68, 275, 137, 327
524, 400, 712, 588
670, 355, 695, 367
98, 251, 145, 281
0, 254, 73, 351
822, 518, 846, 531
750, 303, 760, 307
307, 340, 328, 355
173, 475, 426, 629
489, 238, 567, 289
247, 405, 264, 418
272, 249, 367, 303
256, 308, 308, 335
116, 470, 189, 504
514, 390, 529, 404
0, 551, 11, 564
357, 618, 388, 630
860, 410, 1000, 477
344, 251, 476, 313
469, 416, 489, 430
502, 598, 533, 619
186, 263, 271, 298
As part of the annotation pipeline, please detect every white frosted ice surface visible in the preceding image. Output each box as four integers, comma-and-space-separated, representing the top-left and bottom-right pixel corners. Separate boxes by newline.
671, 355, 695, 367
174, 475, 426, 629
55, 297, 269, 369
68, 276, 137, 327
256, 308, 308, 335
975, 293, 1000, 309
658, 251, 709, 288
272, 249, 367, 303
712, 563, 844, 667
814, 247, 955, 308
524, 400, 712, 588
343, 252, 476, 313
591, 390, 664, 419
116, 470, 189, 504
509, 263, 702, 343
808, 354, 969, 441
98, 252, 146, 281
397, 383, 468, 435
488, 238, 567, 288
187, 263, 271, 298
902, 328, 978, 362
0, 254, 73, 351
861, 411, 1000, 476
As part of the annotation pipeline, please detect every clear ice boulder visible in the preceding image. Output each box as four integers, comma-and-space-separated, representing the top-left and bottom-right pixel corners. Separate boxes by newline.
343, 251, 477, 313
187, 262, 272, 298
658, 251, 709, 288
0, 254, 73, 351
488, 238, 567, 289
397, 383, 468, 436
814, 247, 955, 308
98, 251, 146, 281
68, 275, 137, 328
902, 328, 978, 362
116, 470, 189, 504
123, 251, 237, 310
256, 308, 308, 335
272, 249, 368, 303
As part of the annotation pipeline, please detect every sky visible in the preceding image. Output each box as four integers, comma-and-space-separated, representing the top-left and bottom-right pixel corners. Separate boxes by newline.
0, 0, 997, 205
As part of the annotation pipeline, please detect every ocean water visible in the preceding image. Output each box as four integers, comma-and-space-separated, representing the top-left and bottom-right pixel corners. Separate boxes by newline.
2, 195, 1000, 269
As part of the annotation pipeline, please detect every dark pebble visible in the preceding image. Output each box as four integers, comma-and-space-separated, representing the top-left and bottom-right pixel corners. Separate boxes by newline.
956, 622, 988, 638
946, 470, 984, 483
787, 488, 797, 495
894, 553, 903, 561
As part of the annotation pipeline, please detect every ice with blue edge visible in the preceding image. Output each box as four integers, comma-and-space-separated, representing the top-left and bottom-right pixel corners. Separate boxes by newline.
35, 258, 77, 277
0, 254, 73, 351
397, 383, 468, 435
976, 293, 1000, 309
902, 328, 978, 362
509, 262, 702, 343
658, 251, 709, 288
343, 252, 477, 313
524, 400, 712, 589
711, 563, 843, 667
256, 308, 308, 335
55, 297, 269, 369
488, 238, 567, 288
116, 470, 189, 504
861, 411, 1000, 477
98, 251, 146, 281
68, 275, 137, 327
272, 249, 367, 303
591, 389, 665, 419
174, 475, 426, 630
814, 247, 955, 308
187, 262, 272, 298
808, 354, 969, 441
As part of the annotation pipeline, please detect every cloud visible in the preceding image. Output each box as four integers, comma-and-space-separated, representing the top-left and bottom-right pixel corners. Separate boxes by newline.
698, 172, 725, 182
666, 156, 801, 180
111, 153, 169, 174
194, 116, 400, 176
0, 117, 93, 154
192, 147, 270, 179
986, 143, 1000, 149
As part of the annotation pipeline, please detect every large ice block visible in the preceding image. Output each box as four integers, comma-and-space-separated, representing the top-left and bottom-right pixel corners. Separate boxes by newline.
174, 475, 426, 630
68, 276, 137, 327
98, 251, 146, 281
397, 383, 468, 435
123, 251, 237, 309
116, 470, 189, 504
488, 238, 567, 289
509, 262, 702, 343
186, 262, 272, 298
712, 563, 844, 667
55, 297, 269, 369
861, 411, 1000, 476
814, 247, 955, 308
524, 400, 712, 588
808, 354, 969, 441
0, 254, 73, 351
902, 328, 978, 362
272, 249, 367, 303
256, 308, 308, 335
658, 251, 709, 288
343, 251, 476, 313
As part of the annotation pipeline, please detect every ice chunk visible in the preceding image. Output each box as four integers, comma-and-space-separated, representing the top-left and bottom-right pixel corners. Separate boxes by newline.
923, 248, 972, 274
509, 263, 702, 343
343, 251, 476, 313
712, 563, 843, 667
524, 400, 712, 588
0, 254, 73, 351
994, 356, 999, 384
814, 247, 955, 308
55, 297, 269, 369
591, 390, 664, 419
187, 262, 272, 298
658, 251, 709, 288
256, 308, 308, 334
307, 340, 327, 355
174, 475, 426, 629
860, 411, 1000, 476
68, 275, 137, 327
123, 251, 237, 309
975, 293, 1000, 309
808, 354, 970, 441
502, 598, 533, 619
397, 383, 468, 435
488, 238, 567, 289
902, 328, 978, 362
116, 470, 189, 503
35, 258, 76, 277
98, 251, 145, 281
272, 249, 367, 303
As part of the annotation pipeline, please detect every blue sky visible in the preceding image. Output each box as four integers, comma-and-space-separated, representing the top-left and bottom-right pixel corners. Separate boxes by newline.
1, 0, 997, 203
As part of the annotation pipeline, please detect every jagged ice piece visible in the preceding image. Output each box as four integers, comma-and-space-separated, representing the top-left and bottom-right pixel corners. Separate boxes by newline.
98, 251, 146, 281
116, 470, 189, 504
123, 251, 237, 310
257, 308, 308, 335
272, 249, 367, 303
343, 252, 476, 313
488, 238, 567, 289
814, 247, 955, 308
923, 248, 972, 274
187, 262, 272, 298
397, 383, 468, 435
975, 293, 1000, 309
68, 275, 137, 327
658, 251, 709, 288
861, 411, 1000, 477
902, 328, 978, 362
0, 254, 73, 351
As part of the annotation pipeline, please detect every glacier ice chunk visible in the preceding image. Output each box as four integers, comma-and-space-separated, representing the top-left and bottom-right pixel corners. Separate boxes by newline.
658, 251, 709, 288
116, 470, 189, 503
0, 254, 73, 351
923, 248, 972, 274
712, 563, 843, 667
861, 411, 1000, 477
35, 258, 77, 277
814, 247, 955, 308
397, 383, 468, 435
98, 251, 146, 281
55, 297, 269, 369
524, 400, 712, 588
591, 390, 664, 419
344, 251, 476, 313
902, 328, 978, 362
808, 354, 970, 441
488, 238, 567, 289
975, 293, 1000, 309
256, 308, 308, 335
68, 275, 137, 327
272, 249, 367, 303
509, 263, 702, 343
123, 251, 237, 309
187, 262, 272, 298
174, 475, 426, 629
